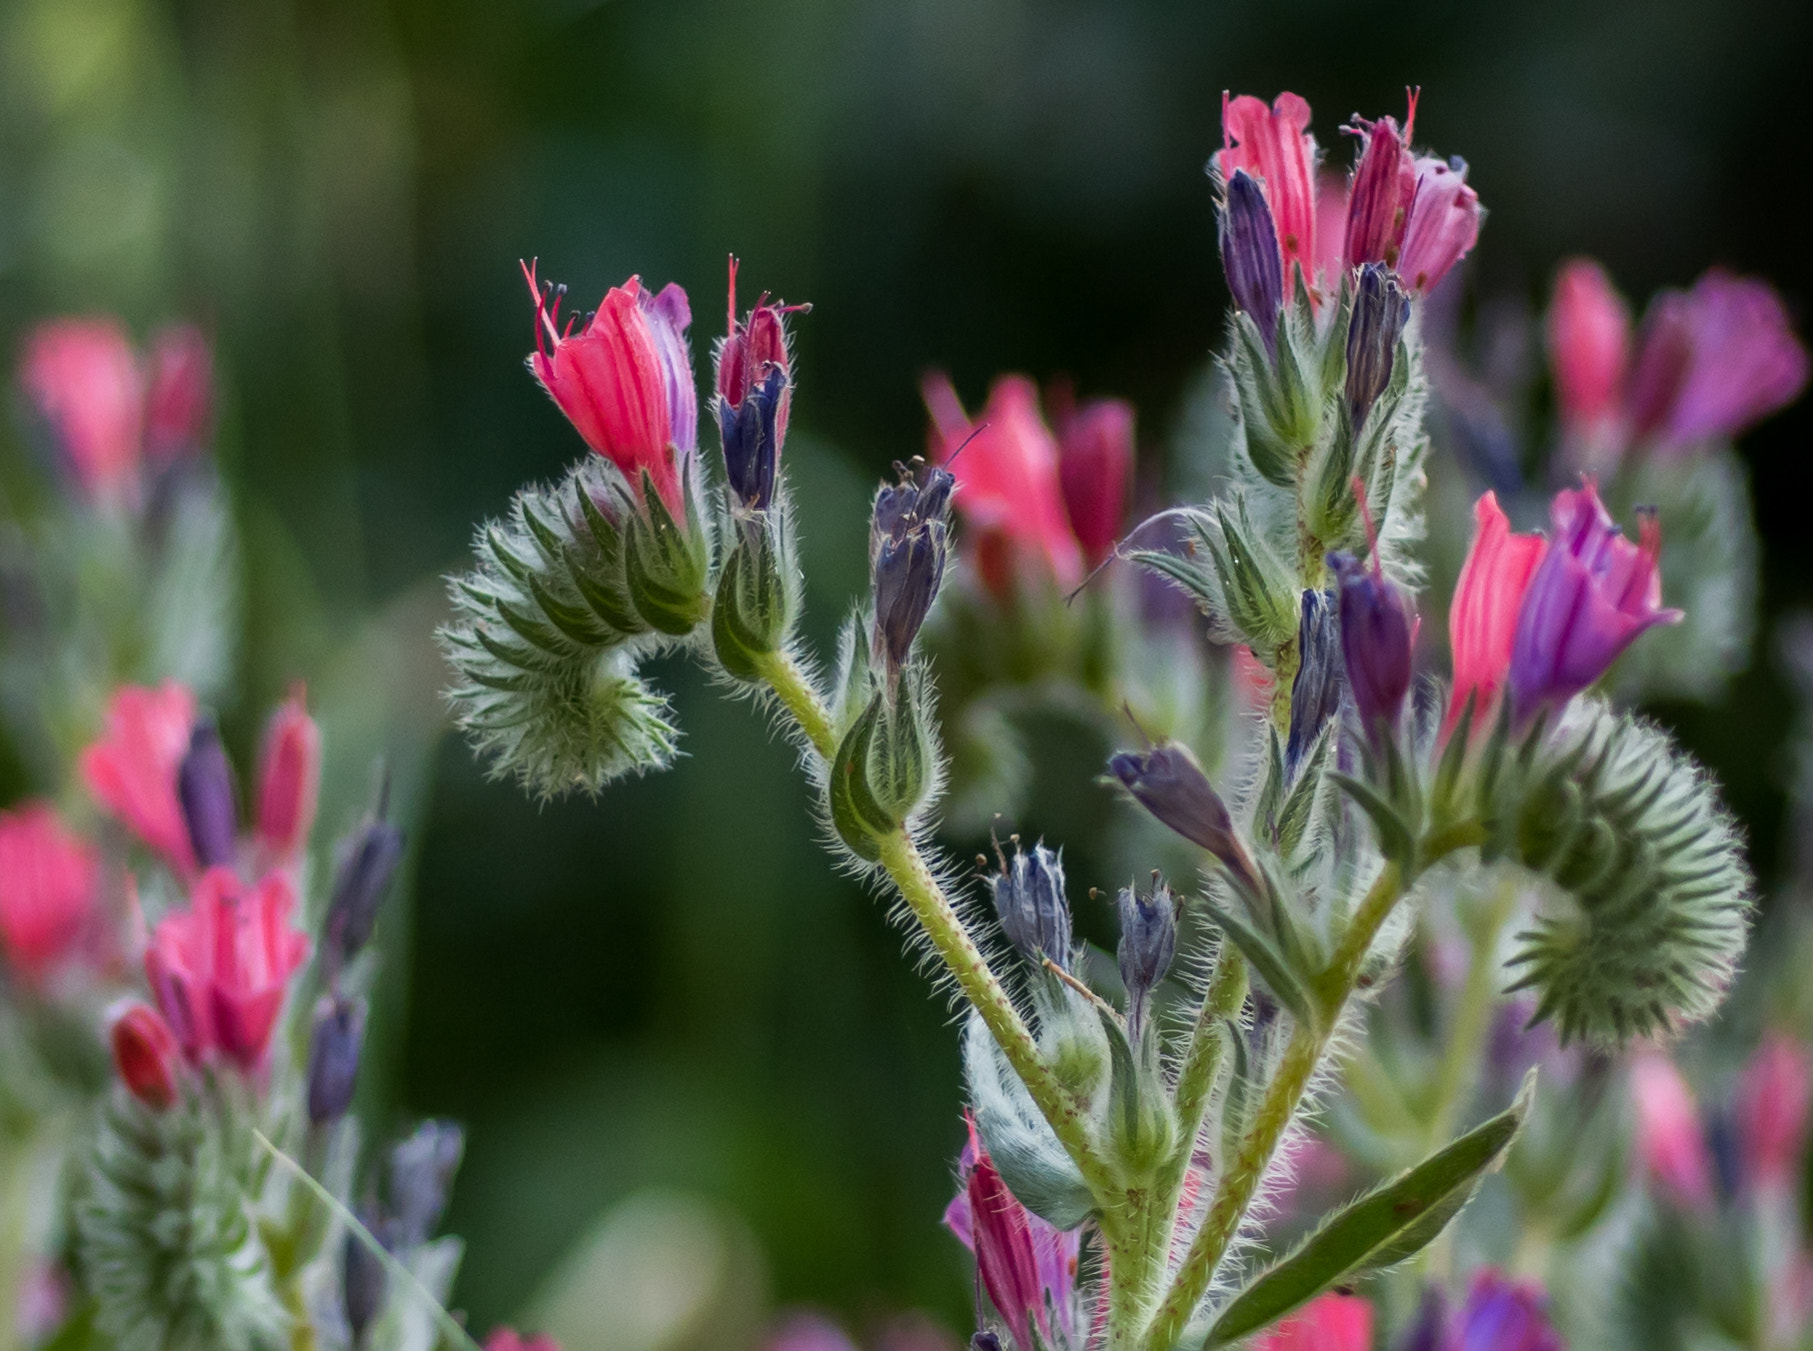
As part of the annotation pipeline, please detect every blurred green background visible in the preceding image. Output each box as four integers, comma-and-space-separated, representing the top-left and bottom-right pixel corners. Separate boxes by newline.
3, 0, 1810, 1338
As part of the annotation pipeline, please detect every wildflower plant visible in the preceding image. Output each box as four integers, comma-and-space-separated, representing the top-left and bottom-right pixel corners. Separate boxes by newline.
439, 87, 1772, 1351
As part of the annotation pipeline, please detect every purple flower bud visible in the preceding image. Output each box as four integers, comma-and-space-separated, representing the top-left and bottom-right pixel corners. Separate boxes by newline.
870, 459, 954, 682
384, 1120, 464, 1249
1220, 170, 1284, 349
1507, 482, 1682, 724
1286, 588, 1344, 773
719, 365, 788, 512
1108, 744, 1258, 889
324, 816, 406, 972
1344, 262, 1410, 427
1329, 551, 1414, 740
1444, 1270, 1564, 1351
177, 720, 238, 869
990, 839, 1072, 971
342, 1208, 388, 1346
306, 995, 367, 1125
1116, 880, 1177, 1040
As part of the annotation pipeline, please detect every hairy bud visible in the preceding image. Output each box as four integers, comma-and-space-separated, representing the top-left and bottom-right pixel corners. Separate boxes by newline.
1286, 588, 1344, 773
1344, 262, 1410, 428
870, 459, 954, 684
324, 815, 405, 974
1220, 171, 1284, 349
1116, 880, 1177, 1041
828, 675, 935, 862
989, 839, 1073, 972
1108, 744, 1258, 890
711, 510, 797, 679
177, 720, 238, 870
1330, 551, 1414, 741
306, 996, 367, 1125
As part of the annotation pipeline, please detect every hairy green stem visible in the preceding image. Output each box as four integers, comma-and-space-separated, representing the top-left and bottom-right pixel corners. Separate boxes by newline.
752, 650, 837, 756
1144, 861, 1406, 1351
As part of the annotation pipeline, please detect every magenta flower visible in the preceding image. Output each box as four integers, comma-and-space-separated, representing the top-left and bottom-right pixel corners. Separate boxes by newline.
1217, 92, 1320, 289
1736, 1033, 1813, 1194
1507, 481, 1681, 722
1396, 155, 1482, 295
80, 681, 199, 876
1251, 1292, 1372, 1351
1646, 269, 1809, 448
255, 687, 320, 870
1052, 393, 1134, 569
145, 865, 310, 1072
523, 262, 696, 515
1342, 105, 1418, 274
1447, 492, 1547, 733
1631, 1052, 1714, 1208
17, 316, 145, 500
0, 802, 99, 984
144, 323, 215, 464
923, 373, 1084, 592
944, 1122, 1080, 1350
1441, 1271, 1564, 1351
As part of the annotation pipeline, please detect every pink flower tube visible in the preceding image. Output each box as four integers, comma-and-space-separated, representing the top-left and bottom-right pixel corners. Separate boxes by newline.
80, 681, 198, 876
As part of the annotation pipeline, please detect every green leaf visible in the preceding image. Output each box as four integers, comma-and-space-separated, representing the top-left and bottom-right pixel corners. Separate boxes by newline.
1331, 772, 1415, 865
1202, 1070, 1536, 1347
1200, 901, 1320, 1034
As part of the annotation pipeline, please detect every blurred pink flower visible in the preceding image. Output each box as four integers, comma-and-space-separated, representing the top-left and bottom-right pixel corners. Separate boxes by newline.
0, 801, 99, 983
255, 687, 320, 869
80, 681, 198, 876
1052, 393, 1134, 569
1547, 259, 1631, 433
923, 373, 1084, 592
484, 1331, 561, 1351
1397, 155, 1482, 295
109, 1000, 182, 1110
1252, 1292, 1372, 1351
144, 323, 214, 463
1652, 269, 1809, 447
145, 865, 309, 1072
1631, 1052, 1713, 1207
18, 316, 145, 499
1736, 1033, 1813, 1194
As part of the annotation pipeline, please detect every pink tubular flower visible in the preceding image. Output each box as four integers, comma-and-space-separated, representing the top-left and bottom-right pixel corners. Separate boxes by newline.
1547, 259, 1631, 433
1252, 1292, 1373, 1351
523, 262, 696, 515
18, 316, 145, 499
1396, 155, 1481, 294
0, 802, 99, 983
1342, 100, 1419, 272
1631, 1052, 1713, 1207
1506, 481, 1681, 723
1217, 92, 1319, 288
1447, 492, 1548, 731
1737, 1033, 1813, 1194
144, 323, 214, 463
1652, 269, 1809, 447
1052, 393, 1134, 569
145, 866, 309, 1071
944, 1121, 1080, 1350
80, 681, 198, 875
255, 688, 320, 868
923, 373, 1084, 591
110, 1001, 182, 1110
484, 1332, 561, 1351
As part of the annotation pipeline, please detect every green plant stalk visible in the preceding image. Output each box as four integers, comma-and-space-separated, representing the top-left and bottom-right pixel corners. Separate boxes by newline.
752, 648, 1113, 1196
1426, 880, 1517, 1152
1143, 860, 1406, 1351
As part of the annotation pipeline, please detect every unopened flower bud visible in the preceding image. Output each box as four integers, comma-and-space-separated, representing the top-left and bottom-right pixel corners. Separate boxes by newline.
110, 1001, 181, 1110
1344, 263, 1410, 427
1329, 551, 1414, 740
1117, 879, 1177, 1040
177, 720, 238, 870
870, 460, 954, 682
1220, 171, 1284, 349
716, 260, 805, 513
385, 1120, 465, 1248
1286, 588, 1344, 773
343, 1210, 388, 1346
324, 816, 405, 972
1107, 744, 1257, 890
255, 689, 320, 868
307, 996, 367, 1125
145, 323, 214, 463
1343, 112, 1416, 271
989, 839, 1073, 971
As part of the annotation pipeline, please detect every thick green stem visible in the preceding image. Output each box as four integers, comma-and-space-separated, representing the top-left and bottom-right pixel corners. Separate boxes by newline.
1425, 879, 1516, 1151
1144, 861, 1406, 1351
752, 650, 837, 756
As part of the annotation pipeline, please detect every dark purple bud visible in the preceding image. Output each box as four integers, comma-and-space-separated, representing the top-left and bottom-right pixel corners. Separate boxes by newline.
1344, 262, 1411, 426
970, 1334, 1002, 1351
870, 460, 954, 682
989, 839, 1073, 971
718, 365, 788, 512
1329, 551, 1415, 739
177, 719, 238, 869
306, 995, 367, 1125
1286, 588, 1344, 773
1108, 744, 1258, 889
1220, 171, 1284, 350
342, 1207, 388, 1347
324, 816, 405, 971
1116, 879, 1177, 1040
1447, 1271, 1565, 1351
384, 1120, 464, 1249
